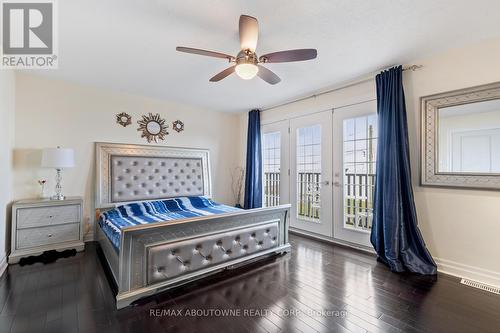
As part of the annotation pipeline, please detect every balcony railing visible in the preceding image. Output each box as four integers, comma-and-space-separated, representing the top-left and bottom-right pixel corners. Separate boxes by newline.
264, 171, 376, 231
297, 172, 321, 220
264, 171, 322, 220
344, 173, 375, 231
263, 171, 280, 207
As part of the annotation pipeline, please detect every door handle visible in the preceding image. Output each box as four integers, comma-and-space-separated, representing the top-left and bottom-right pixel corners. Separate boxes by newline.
321, 180, 330, 186
333, 181, 341, 187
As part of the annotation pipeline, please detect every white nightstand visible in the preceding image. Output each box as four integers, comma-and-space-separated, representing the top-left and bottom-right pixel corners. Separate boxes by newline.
8, 197, 85, 264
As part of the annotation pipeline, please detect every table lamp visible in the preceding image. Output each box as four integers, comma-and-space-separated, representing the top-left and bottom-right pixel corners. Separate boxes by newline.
41, 147, 75, 200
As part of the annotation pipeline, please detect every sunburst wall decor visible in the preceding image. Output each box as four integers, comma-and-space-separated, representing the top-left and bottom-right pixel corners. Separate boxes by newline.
172, 120, 184, 132
116, 112, 132, 127
137, 113, 169, 143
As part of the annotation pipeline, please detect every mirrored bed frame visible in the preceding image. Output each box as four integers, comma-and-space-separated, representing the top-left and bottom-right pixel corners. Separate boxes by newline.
95, 142, 291, 309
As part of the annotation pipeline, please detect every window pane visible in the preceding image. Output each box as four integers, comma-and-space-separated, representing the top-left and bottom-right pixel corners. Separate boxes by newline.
355, 140, 368, 163
344, 163, 355, 174
297, 125, 321, 222
355, 117, 367, 140
342, 115, 377, 232
368, 114, 378, 137
355, 163, 367, 174
368, 138, 377, 162
344, 119, 355, 141
262, 132, 281, 207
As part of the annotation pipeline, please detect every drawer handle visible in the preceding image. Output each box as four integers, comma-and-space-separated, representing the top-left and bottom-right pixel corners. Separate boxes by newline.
48, 215, 53, 218
47, 234, 53, 238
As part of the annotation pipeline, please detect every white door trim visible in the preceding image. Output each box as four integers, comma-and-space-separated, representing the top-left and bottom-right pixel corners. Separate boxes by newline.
261, 120, 290, 206
289, 111, 333, 237
332, 100, 377, 247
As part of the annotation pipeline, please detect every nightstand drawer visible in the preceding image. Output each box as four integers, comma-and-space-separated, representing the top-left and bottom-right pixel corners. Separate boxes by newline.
17, 223, 80, 249
17, 204, 80, 229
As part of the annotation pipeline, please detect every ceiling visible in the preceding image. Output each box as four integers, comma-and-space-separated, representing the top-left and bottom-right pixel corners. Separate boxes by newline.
31, 0, 500, 113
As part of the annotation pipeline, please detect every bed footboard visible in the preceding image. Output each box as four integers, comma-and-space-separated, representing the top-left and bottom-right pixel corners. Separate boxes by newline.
114, 205, 290, 309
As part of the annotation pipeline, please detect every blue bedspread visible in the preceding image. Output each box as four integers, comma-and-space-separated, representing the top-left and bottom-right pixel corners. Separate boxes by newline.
98, 196, 241, 251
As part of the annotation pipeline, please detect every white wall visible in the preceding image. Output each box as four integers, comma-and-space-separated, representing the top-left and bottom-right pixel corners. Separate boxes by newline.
0, 70, 15, 274
405, 36, 500, 286
255, 36, 500, 287
14, 74, 241, 240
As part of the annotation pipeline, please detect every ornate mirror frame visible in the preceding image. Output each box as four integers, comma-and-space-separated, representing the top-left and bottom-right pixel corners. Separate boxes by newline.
421, 81, 500, 190
137, 113, 169, 143
116, 112, 132, 127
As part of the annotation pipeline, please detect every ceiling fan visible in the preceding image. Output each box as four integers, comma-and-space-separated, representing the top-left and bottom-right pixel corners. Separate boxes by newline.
176, 15, 317, 85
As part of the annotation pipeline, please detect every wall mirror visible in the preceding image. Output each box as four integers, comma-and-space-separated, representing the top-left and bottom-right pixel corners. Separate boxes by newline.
137, 113, 169, 143
421, 81, 500, 190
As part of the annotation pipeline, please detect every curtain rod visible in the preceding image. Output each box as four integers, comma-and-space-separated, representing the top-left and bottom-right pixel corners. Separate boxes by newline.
261, 64, 423, 112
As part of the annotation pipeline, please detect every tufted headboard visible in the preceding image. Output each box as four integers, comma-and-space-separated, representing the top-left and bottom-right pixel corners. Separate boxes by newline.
95, 142, 212, 208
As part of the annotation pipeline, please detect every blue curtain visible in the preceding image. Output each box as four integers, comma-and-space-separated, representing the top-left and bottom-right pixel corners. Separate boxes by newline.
244, 109, 262, 209
370, 66, 437, 275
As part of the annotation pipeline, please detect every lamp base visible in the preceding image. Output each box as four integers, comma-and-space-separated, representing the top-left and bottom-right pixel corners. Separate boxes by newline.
52, 168, 65, 201
51, 194, 65, 200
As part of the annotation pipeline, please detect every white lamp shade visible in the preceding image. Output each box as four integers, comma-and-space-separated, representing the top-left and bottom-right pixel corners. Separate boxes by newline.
41, 148, 75, 168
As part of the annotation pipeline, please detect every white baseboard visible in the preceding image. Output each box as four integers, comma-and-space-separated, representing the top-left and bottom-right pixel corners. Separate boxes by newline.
435, 257, 500, 289
289, 227, 376, 255
0, 255, 7, 278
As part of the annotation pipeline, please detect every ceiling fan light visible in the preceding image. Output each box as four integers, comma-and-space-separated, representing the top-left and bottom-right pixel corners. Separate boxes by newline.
235, 63, 258, 80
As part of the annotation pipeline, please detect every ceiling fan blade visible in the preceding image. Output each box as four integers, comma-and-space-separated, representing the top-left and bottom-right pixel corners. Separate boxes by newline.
209, 66, 236, 82
239, 15, 258, 52
257, 65, 281, 85
260, 49, 317, 63
176, 47, 234, 60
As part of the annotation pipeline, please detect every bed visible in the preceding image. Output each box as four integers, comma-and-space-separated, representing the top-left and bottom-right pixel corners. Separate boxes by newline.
95, 142, 291, 309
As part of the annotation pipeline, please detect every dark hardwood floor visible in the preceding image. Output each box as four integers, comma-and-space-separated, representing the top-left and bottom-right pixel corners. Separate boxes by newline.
1, 234, 499, 333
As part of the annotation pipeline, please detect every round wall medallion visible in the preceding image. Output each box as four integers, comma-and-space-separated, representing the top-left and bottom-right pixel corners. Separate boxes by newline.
137, 113, 169, 143
172, 120, 184, 132
116, 112, 132, 127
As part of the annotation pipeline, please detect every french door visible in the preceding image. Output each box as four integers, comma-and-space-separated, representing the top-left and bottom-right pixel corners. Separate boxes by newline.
261, 120, 290, 207
332, 101, 377, 247
289, 111, 333, 237
261, 101, 377, 247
